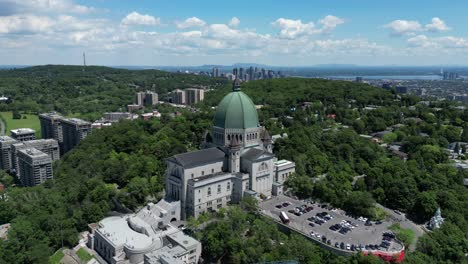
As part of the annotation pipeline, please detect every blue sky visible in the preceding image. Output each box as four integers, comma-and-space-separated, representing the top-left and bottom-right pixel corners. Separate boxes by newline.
1, 0, 468, 66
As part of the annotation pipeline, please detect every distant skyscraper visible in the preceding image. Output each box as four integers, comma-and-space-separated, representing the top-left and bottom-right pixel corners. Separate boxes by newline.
10, 128, 36, 142
39, 112, 63, 144
0, 136, 17, 171
61, 118, 92, 154
171, 89, 186, 105
355, 77, 363, 83
185, 88, 205, 105
233, 68, 238, 78
17, 148, 53, 187
239, 68, 244, 80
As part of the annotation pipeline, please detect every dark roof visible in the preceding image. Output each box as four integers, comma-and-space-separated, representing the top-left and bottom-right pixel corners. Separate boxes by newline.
168, 148, 225, 168
241, 148, 273, 161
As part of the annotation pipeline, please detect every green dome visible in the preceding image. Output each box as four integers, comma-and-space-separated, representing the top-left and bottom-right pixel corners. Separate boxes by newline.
214, 90, 259, 129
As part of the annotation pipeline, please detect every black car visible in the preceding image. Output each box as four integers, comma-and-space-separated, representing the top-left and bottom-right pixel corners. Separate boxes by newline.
309, 222, 315, 227
375, 221, 383, 225
275, 204, 283, 209
350, 244, 355, 251
282, 202, 289, 207
340, 242, 345, 249
335, 242, 340, 248
327, 239, 331, 245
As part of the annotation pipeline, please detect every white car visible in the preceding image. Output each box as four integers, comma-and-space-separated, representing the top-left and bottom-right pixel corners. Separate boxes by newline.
316, 234, 322, 239
362, 217, 368, 222
346, 244, 351, 250
309, 231, 314, 237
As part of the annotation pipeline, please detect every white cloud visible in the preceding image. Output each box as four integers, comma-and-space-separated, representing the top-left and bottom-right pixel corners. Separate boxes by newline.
408, 34, 468, 49
384, 20, 422, 35
121, 12, 160, 26
425, 17, 450, 32
385, 17, 451, 36
0, 0, 95, 15
272, 18, 317, 39
0, 15, 54, 34
176, 17, 206, 29
319, 15, 345, 33
228, 17, 240, 27
272, 15, 345, 39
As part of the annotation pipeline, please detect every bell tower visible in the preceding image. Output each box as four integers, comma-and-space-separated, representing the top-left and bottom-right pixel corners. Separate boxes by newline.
228, 136, 241, 173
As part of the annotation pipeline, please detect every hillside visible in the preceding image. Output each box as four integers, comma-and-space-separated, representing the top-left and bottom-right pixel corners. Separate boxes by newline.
0, 65, 227, 120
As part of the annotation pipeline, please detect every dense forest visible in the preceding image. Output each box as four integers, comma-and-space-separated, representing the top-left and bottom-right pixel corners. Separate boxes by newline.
0, 67, 466, 263
0, 65, 226, 120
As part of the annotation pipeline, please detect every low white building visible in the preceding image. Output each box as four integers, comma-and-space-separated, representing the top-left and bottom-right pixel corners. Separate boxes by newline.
88, 200, 201, 264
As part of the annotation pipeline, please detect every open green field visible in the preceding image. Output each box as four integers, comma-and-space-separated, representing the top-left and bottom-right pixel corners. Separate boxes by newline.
76, 248, 94, 262
48, 249, 64, 264
0, 112, 41, 138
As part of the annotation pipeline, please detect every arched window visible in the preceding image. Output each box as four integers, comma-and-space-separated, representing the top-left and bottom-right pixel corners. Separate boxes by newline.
207, 187, 211, 196
217, 184, 221, 193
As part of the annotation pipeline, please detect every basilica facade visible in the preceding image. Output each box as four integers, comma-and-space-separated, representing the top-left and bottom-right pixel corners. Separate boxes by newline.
165, 80, 295, 219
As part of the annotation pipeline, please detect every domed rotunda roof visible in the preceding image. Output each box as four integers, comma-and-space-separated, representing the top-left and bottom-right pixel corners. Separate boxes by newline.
213, 79, 259, 129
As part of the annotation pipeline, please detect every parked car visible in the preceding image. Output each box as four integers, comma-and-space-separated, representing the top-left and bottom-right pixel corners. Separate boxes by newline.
375, 220, 383, 225
275, 204, 283, 209
309, 222, 315, 227
282, 202, 290, 207
335, 242, 340, 248
340, 242, 345, 249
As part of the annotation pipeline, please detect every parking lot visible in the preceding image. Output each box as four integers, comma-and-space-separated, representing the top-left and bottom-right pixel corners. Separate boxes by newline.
260, 195, 404, 253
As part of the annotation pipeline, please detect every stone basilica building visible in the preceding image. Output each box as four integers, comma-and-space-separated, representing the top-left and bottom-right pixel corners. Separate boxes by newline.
166, 80, 295, 219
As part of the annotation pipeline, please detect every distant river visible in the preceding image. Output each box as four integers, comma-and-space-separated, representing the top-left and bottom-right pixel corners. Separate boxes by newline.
329, 75, 443, 80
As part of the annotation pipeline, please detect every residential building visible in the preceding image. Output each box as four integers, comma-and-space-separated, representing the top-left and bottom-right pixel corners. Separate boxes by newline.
17, 148, 53, 187
127, 104, 142, 113
144, 91, 159, 106
135, 92, 146, 106
171, 89, 186, 105
185, 88, 205, 105
0, 136, 18, 171
10, 128, 36, 142
11, 139, 60, 176
39, 112, 64, 143
88, 200, 201, 264
103, 112, 132, 122
165, 79, 295, 219
272, 159, 295, 196
61, 118, 92, 154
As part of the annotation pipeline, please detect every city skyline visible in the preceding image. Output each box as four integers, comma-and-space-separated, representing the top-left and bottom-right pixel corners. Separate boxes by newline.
1, 0, 468, 66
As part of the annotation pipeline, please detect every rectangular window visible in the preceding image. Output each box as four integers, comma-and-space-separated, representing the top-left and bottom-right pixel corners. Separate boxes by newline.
191, 173, 194, 178
217, 204, 222, 208
202, 171, 205, 176
207, 201, 212, 206
212, 168, 214, 173
217, 198, 222, 203
198, 199, 201, 202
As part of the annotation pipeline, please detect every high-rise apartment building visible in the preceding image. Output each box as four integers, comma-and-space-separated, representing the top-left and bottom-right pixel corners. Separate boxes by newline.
11, 139, 60, 176
144, 91, 159, 106
135, 92, 146, 106
185, 88, 205, 105
61, 118, 92, 154
39, 112, 63, 143
10, 128, 36, 142
0, 136, 18, 171
171, 89, 186, 105
17, 148, 53, 187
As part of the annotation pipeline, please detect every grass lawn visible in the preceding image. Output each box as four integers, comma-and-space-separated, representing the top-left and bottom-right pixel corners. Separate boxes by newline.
0, 112, 41, 138
389, 223, 415, 247
76, 247, 94, 262
49, 249, 65, 264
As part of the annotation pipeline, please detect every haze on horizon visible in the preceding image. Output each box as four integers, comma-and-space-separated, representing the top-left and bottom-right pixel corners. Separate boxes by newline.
1, 0, 468, 66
